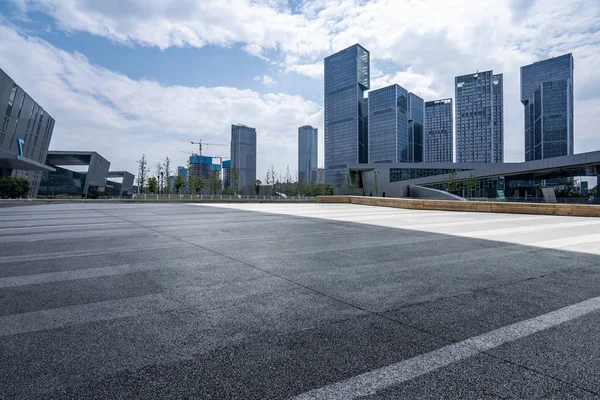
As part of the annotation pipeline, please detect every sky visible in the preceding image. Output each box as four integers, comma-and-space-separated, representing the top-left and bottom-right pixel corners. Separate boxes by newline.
0, 0, 599, 183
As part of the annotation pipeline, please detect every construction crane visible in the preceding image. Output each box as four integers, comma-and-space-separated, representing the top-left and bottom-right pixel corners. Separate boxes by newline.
190, 140, 227, 158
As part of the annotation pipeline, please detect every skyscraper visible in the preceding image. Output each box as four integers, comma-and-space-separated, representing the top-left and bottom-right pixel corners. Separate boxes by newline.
368, 84, 424, 163
425, 99, 453, 163
407, 92, 425, 163
298, 125, 318, 184
455, 71, 503, 163
521, 54, 573, 161
230, 124, 256, 194
324, 44, 369, 185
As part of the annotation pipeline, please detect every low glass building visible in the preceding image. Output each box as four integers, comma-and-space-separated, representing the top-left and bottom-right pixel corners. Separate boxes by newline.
349, 150, 600, 200
0, 68, 56, 197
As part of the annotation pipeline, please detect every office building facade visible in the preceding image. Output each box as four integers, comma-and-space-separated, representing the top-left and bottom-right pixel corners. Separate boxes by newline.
39, 151, 111, 196
368, 84, 407, 163
407, 93, 425, 163
298, 125, 318, 183
222, 160, 231, 189
324, 44, 370, 185
368, 85, 424, 164
425, 99, 453, 163
0, 68, 56, 197
455, 71, 503, 163
230, 124, 256, 193
521, 54, 574, 161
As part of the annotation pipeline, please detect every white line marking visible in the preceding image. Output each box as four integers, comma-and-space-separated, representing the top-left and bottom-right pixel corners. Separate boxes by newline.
292, 296, 600, 399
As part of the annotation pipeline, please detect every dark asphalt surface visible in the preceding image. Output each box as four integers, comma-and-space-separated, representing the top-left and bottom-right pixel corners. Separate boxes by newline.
0, 203, 599, 399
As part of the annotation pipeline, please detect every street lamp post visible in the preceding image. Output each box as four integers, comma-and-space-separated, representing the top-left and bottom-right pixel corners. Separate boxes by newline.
160, 172, 164, 195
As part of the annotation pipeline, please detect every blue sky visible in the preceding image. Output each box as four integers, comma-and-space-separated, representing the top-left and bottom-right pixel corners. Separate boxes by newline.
0, 0, 599, 183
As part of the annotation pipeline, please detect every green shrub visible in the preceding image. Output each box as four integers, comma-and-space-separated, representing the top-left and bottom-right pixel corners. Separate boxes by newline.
0, 176, 31, 199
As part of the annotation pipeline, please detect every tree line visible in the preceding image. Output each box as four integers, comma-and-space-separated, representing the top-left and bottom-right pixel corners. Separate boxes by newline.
136, 153, 240, 195
137, 155, 334, 196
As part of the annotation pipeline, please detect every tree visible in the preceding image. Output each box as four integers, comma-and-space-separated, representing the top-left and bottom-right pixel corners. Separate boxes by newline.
155, 162, 163, 194
147, 177, 158, 194
464, 174, 478, 199
285, 166, 292, 185
208, 170, 220, 195
373, 170, 380, 196
163, 157, 172, 194
231, 166, 240, 194
174, 175, 185, 194
189, 175, 204, 195
445, 170, 460, 194
271, 165, 280, 194
137, 154, 149, 193
317, 168, 325, 184
255, 179, 262, 195
0, 176, 30, 198
269, 165, 277, 187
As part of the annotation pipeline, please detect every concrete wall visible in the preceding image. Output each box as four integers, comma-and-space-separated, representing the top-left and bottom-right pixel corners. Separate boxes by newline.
85, 153, 110, 192
408, 185, 466, 201
317, 196, 600, 217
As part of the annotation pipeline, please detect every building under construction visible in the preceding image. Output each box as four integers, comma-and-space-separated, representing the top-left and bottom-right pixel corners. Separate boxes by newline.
188, 155, 213, 179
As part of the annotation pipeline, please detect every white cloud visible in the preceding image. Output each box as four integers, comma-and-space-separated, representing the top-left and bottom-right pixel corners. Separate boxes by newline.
6, 0, 600, 165
254, 74, 277, 87
0, 24, 323, 179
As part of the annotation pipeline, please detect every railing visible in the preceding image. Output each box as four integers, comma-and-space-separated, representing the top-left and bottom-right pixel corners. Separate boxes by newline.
465, 196, 599, 205
110, 194, 317, 201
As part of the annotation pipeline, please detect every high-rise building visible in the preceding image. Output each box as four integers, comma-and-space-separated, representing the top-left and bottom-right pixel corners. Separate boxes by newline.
368, 85, 424, 163
222, 160, 231, 189
324, 43, 369, 185
368, 84, 407, 164
298, 125, 318, 184
407, 93, 425, 163
521, 54, 573, 161
455, 71, 503, 163
0, 68, 56, 197
425, 99, 453, 163
188, 155, 213, 179
230, 124, 256, 194
177, 166, 188, 183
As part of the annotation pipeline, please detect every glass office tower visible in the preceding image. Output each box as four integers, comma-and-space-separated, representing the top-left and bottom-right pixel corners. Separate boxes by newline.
407, 92, 424, 163
521, 54, 573, 161
230, 124, 256, 194
324, 44, 370, 186
298, 125, 318, 183
368, 85, 424, 164
455, 71, 503, 163
425, 99, 453, 163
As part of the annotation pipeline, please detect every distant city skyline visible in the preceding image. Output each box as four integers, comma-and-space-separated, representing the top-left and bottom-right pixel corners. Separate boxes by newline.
0, 1, 598, 187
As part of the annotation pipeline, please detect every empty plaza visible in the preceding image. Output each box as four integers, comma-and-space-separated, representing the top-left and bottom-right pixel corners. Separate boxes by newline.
1, 203, 600, 399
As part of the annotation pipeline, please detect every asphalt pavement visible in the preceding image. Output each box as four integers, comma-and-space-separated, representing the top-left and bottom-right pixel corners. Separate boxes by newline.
1, 202, 600, 399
